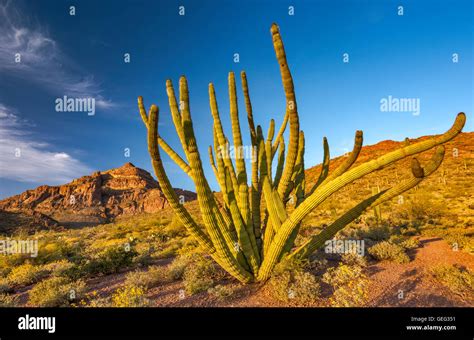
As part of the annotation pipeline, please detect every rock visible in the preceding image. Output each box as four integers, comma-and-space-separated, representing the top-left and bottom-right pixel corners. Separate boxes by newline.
0, 163, 196, 228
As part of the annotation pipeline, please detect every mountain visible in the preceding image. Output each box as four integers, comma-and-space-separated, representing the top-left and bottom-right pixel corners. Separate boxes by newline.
0, 162, 196, 229
1, 132, 472, 234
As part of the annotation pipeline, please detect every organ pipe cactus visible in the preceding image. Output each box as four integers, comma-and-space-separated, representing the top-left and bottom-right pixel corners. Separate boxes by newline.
137, 23, 466, 283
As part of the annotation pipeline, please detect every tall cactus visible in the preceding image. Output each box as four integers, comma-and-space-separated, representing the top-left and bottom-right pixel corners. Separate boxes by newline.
137, 23, 466, 283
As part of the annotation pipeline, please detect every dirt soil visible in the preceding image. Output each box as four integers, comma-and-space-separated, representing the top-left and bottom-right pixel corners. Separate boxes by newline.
74, 237, 473, 307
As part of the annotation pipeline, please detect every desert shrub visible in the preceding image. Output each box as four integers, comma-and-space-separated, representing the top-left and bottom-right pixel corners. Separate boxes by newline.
28, 277, 86, 307
83, 246, 138, 276
400, 237, 420, 250
164, 216, 187, 238
393, 192, 446, 224
322, 263, 369, 307
42, 259, 75, 277
388, 235, 420, 250
86, 296, 112, 307
112, 285, 150, 307
357, 225, 390, 241
155, 242, 183, 259
431, 265, 474, 299
183, 257, 218, 295
0, 278, 13, 294
7, 263, 49, 286
207, 284, 234, 301
168, 255, 194, 281
341, 252, 368, 267
323, 264, 363, 287
268, 260, 320, 305
124, 266, 170, 289
78, 291, 112, 307
329, 277, 369, 307
368, 241, 410, 264
0, 293, 19, 307
399, 225, 420, 236
34, 239, 83, 265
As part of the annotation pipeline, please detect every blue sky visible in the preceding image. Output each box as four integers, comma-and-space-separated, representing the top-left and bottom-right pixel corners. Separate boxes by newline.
0, 0, 472, 199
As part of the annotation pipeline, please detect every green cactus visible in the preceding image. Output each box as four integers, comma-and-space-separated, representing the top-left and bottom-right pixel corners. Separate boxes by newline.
372, 186, 382, 222
137, 23, 466, 283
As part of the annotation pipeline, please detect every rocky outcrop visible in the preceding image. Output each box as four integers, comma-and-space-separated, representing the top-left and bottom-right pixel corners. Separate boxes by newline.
0, 162, 196, 227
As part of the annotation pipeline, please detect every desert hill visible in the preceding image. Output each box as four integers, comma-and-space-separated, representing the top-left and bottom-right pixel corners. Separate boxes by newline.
0, 162, 196, 230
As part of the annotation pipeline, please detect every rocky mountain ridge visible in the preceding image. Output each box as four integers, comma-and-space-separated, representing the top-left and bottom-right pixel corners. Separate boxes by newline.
0, 162, 196, 229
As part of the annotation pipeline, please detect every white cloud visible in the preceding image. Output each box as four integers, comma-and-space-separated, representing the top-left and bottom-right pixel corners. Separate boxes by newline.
0, 0, 116, 106
0, 104, 93, 184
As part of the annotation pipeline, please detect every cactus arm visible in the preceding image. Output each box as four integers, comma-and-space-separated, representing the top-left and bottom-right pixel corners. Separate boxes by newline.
179, 77, 241, 251
175, 77, 253, 281
290, 131, 306, 206
240, 71, 257, 146
224, 167, 261, 272
209, 83, 241, 201
307, 137, 330, 196
208, 145, 219, 178
228, 72, 257, 254
258, 135, 279, 255
290, 146, 446, 260
323, 130, 363, 184
291, 191, 384, 260
281, 131, 305, 256
259, 113, 465, 281
272, 111, 289, 156
165, 80, 188, 156
272, 189, 288, 223
265, 119, 276, 184
240, 71, 262, 252
228, 72, 247, 178
259, 138, 282, 231
144, 103, 215, 254
273, 136, 286, 188
157, 136, 192, 176
138, 96, 149, 127
208, 144, 231, 209
271, 23, 300, 201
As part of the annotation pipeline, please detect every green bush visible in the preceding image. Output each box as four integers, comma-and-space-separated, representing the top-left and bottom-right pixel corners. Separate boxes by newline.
368, 241, 410, 264
112, 285, 150, 307
84, 246, 138, 276
393, 191, 446, 224
268, 260, 320, 305
7, 263, 49, 286
322, 263, 369, 307
329, 277, 369, 307
431, 265, 474, 299
323, 264, 363, 287
168, 255, 194, 281
42, 260, 75, 277
28, 277, 86, 307
124, 266, 170, 289
183, 258, 218, 295
341, 252, 368, 267
358, 225, 390, 241
207, 284, 235, 301
0, 278, 13, 294
0, 293, 19, 307
164, 216, 187, 238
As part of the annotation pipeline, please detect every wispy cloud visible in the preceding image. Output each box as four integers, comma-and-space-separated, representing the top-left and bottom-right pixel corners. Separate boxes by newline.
0, 103, 93, 184
0, 0, 116, 106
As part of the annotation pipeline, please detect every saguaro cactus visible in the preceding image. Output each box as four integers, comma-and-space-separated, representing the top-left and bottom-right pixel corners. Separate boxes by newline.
137, 23, 466, 283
